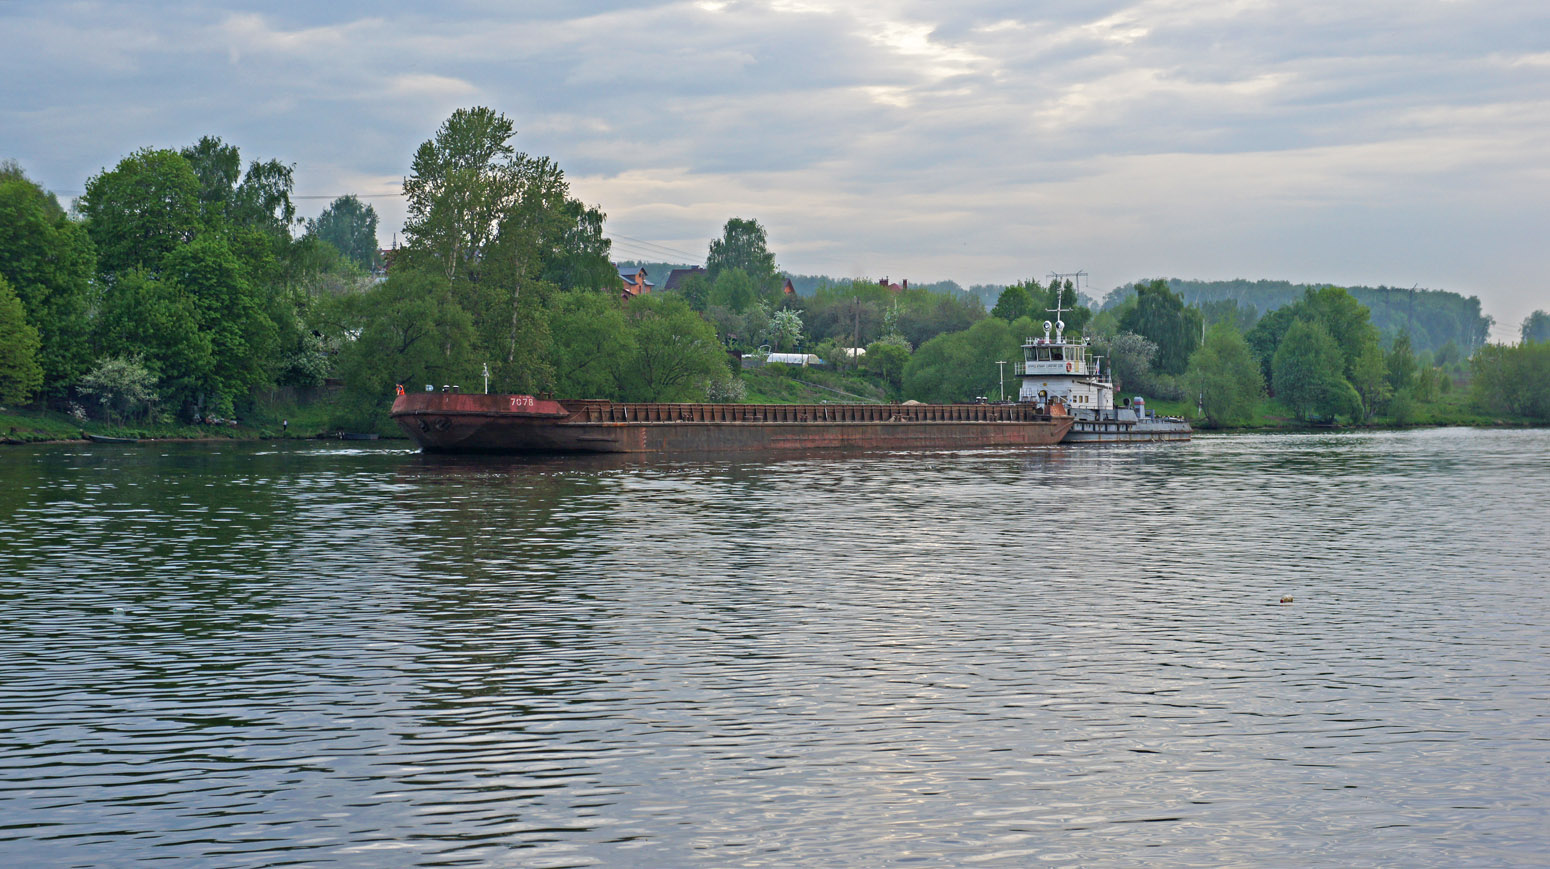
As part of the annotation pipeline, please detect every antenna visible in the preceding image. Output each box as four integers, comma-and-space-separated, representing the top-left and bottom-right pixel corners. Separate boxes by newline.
1045, 271, 1087, 341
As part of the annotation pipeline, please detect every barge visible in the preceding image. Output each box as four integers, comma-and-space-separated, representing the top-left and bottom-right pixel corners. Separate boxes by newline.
391, 392, 1073, 454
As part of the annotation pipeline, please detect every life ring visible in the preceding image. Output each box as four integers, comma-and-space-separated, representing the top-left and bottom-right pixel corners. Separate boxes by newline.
1065, 362, 1072, 372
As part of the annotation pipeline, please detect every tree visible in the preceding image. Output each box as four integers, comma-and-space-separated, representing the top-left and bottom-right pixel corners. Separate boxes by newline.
1350, 340, 1391, 420
705, 217, 778, 291
862, 334, 911, 390
1470, 342, 1550, 420
334, 269, 481, 426
1118, 279, 1201, 375
162, 236, 278, 413
308, 195, 381, 270
1272, 320, 1360, 421
1522, 310, 1550, 344
766, 308, 803, 351
1185, 323, 1263, 427
93, 269, 213, 411
902, 317, 1021, 403
547, 290, 634, 398
1100, 332, 1159, 394
991, 283, 1033, 322
0, 164, 96, 393
79, 147, 202, 276
709, 267, 758, 313
1386, 332, 1417, 394
619, 294, 726, 401
0, 275, 43, 405
77, 355, 157, 421
181, 136, 242, 223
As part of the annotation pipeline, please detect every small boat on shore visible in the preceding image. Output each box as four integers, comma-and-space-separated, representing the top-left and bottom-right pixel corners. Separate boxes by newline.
84, 433, 139, 444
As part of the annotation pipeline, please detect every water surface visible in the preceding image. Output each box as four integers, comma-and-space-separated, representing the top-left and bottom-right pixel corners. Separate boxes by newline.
1, 429, 1546, 866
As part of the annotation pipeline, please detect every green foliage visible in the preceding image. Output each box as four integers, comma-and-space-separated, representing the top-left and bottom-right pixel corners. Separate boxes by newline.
1272, 320, 1361, 421
991, 283, 1033, 321
902, 317, 1021, 403
93, 270, 212, 411
1470, 342, 1550, 420
766, 308, 803, 351
1186, 323, 1264, 427
308, 195, 381, 269
547, 290, 634, 398
0, 166, 96, 393
0, 275, 43, 405
1118, 279, 1201, 375
1386, 332, 1417, 394
1104, 278, 1491, 355
618, 295, 726, 401
709, 268, 759, 312
1098, 331, 1158, 394
80, 147, 202, 276
861, 334, 911, 391
1522, 310, 1550, 344
1199, 298, 1259, 332
705, 217, 778, 292
1350, 340, 1391, 421
163, 236, 279, 410
77, 354, 157, 421
334, 270, 481, 425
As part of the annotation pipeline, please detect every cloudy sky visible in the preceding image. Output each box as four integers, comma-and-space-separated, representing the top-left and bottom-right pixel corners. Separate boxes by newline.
3, 0, 1546, 337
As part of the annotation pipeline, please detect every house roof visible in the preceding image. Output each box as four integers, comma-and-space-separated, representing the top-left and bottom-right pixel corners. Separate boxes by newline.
664, 266, 705, 291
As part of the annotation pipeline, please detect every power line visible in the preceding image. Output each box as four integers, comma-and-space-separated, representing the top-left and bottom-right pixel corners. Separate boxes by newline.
605, 232, 701, 262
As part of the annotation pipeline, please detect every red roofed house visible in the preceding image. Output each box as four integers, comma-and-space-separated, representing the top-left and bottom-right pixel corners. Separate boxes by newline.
617, 265, 654, 300
878, 276, 909, 293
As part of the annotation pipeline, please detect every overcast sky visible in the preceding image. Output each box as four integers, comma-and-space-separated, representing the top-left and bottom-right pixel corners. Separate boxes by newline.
3, 0, 1546, 337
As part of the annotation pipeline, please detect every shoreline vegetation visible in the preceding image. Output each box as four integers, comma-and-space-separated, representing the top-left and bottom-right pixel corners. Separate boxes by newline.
4, 374, 1537, 446
4, 106, 1549, 441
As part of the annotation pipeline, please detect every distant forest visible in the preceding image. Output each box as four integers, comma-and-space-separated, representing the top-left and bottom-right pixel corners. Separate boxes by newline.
619, 263, 1489, 356
1101, 279, 1491, 355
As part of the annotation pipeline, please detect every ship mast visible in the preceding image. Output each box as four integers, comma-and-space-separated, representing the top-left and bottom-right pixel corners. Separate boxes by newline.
1045, 271, 1086, 343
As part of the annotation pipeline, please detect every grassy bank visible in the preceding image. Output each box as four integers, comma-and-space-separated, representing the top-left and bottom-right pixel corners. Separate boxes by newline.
2, 388, 406, 445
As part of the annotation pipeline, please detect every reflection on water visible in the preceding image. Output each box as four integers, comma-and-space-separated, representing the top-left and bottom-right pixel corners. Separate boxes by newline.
0, 430, 1546, 866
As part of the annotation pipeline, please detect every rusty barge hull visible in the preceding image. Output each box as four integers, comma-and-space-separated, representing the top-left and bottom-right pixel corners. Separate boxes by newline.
391, 393, 1073, 454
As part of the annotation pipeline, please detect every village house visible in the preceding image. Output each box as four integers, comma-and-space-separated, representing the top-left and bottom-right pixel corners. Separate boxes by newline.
617, 265, 654, 300
663, 266, 705, 291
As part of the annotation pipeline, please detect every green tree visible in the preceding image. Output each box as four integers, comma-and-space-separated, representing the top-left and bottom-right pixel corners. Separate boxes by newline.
0, 275, 43, 405
709, 267, 759, 313
181, 136, 242, 224
162, 236, 279, 413
619, 294, 726, 401
1099, 331, 1158, 394
991, 283, 1033, 322
1118, 279, 1201, 375
400, 107, 528, 283
308, 195, 381, 270
79, 147, 202, 276
1386, 332, 1417, 394
902, 317, 1020, 403
1350, 340, 1391, 420
705, 217, 778, 292
93, 269, 213, 411
1185, 323, 1263, 427
547, 290, 634, 398
0, 164, 96, 393
1272, 320, 1360, 421
862, 334, 912, 390
335, 270, 481, 425
766, 308, 803, 351
1522, 310, 1550, 344
77, 354, 157, 421
1470, 342, 1550, 420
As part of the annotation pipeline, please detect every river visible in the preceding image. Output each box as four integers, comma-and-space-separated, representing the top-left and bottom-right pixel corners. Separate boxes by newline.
0, 428, 1545, 867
